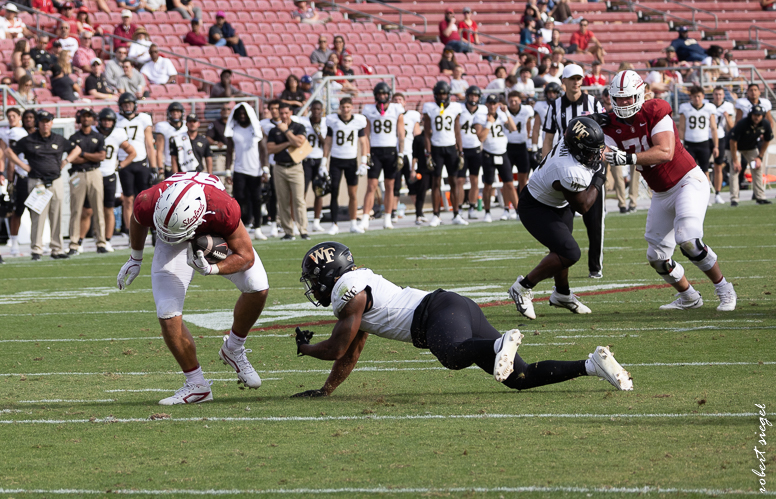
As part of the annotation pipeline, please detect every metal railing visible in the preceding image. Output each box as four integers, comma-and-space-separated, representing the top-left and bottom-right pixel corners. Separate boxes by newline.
13, 3, 272, 100
748, 25, 776, 51
299, 73, 396, 115
662, 0, 719, 30
314, 0, 427, 36
624, 1, 718, 32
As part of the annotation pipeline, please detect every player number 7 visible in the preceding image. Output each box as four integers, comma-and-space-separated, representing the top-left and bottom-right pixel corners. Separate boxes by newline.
621, 136, 650, 171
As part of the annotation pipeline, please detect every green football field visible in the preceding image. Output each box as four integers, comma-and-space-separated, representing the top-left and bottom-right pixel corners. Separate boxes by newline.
1, 203, 774, 498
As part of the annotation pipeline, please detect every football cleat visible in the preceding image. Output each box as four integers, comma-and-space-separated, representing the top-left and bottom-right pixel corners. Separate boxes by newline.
429, 215, 441, 227
312, 220, 325, 232
10, 243, 20, 256
500, 210, 509, 221
468, 207, 478, 220
452, 214, 469, 225
716, 282, 737, 312
549, 288, 592, 314
659, 292, 703, 310
588, 270, 603, 279
350, 223, 365, 234
253, 228, 268, 241
327, 224, 340, 235
508, 276, 536, 320
67, 248, 79, 256
415, 218, 424, 226
383, 217, 394, 230
588, 346, 633, 391
714, 194, 725, 205
103, 241, 115, 253
219, 335, 262, 389
509, 210, 518, 220
483, 213, 493, 223
494, 329, 523, 382
361, 215, 370, 231
158, 380, 213, 405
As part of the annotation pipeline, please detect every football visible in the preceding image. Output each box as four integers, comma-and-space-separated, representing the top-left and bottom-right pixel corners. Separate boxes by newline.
192, 234, 229, 264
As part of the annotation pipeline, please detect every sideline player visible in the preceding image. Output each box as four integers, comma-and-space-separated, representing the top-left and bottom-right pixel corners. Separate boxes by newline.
460, 85, 486, 220
423, 81, 466, 227
600, 70, 737, 311
116, 92, 157, 235
474, 94, 519, 222
155, 102, 189, 178
509, 117, 605, 320
116, 171, 268, 404
392, 92, 422, 221
299, 100, 327, 232
678, 86, 718, 197
505, 90, 535, 198
321, 97, 369, 235
291, 241, 633, 397
361, 82, 404, 230
711, 87, 734, 205
0, 107, 30, 257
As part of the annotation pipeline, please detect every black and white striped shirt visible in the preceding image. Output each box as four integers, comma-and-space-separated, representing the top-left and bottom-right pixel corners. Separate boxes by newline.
542, 93, 604, 136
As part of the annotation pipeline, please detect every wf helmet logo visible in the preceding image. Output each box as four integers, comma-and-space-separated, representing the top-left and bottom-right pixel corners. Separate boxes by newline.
309, 247, 336, 264
572, 120, 590, 140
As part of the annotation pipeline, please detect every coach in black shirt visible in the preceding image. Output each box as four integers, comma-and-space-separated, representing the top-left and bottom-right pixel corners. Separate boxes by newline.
68, 109, 109, 254
6, 111, 81, 260
729, 104, 774, 205
171, 115, 213, 174
206, 104, 229, 148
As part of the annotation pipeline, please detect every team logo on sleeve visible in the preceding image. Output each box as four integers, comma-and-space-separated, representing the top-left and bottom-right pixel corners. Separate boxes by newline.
308, 246, 336, 264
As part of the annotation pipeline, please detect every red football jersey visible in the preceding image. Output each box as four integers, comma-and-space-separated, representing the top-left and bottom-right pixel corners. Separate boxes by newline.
133, 172, 242, 239
602, 99, 697, 192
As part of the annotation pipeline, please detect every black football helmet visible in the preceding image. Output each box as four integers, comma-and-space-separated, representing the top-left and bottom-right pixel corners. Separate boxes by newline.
465, 85, 481, 106
301, 242, 356, 307
167, 101, 185, 127
312, 174, 332, 198
545, 82, 561, 101
373, 81, 391, 104
98, 107, 117, 136
564, 116, 605, 170
433, 80, 451, 106
118, 92, 137, 118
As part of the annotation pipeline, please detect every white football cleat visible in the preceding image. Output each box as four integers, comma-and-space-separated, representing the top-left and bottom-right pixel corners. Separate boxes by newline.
350, 222, 365, 234
509, 210, 518, 220
429, 215, 441, 227
494, 329, 523, 382
253, 228, 267, 241
327, 224, 340, 235
468, 207, 478, 220
312, 220, 325, 232
10, 242, 20, 256
219, 336, 262, 389
103, 241, 115, 253
716, 282, 737, 311
361, 215, 370, 230
383, 217, 394, 230
588, 346, 633, 391
659, 292, 703, 310
500, 210, 509, 221
549, 288, 592, 314
269, 222, 279, 238
452, 214, 469, 225
483, 213, 493, 223
714, 194, 725, 205
508, 276, 536, 320
158, 380, 213, 405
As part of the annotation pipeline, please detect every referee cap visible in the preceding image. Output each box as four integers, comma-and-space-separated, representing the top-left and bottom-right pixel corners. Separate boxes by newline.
562, 64, 584, 79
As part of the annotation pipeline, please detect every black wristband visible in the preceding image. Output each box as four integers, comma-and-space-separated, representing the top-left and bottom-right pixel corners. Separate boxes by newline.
591, 172, 606, 189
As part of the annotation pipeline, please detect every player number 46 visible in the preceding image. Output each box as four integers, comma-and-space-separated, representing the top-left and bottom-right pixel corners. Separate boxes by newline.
621, 136, 650, 171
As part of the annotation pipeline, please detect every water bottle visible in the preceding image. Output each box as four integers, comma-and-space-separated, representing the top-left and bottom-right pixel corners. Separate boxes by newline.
397, 202, 405, 218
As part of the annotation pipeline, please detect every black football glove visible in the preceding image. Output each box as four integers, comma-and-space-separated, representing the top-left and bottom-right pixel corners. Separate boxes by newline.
424, 149, 435, 171
589, 112, 611, 128
457, 151, 465, 171
591, 167, 607, 189
531, 149, 543, 164
295, 327, 314, 356
291, 389, 328, 398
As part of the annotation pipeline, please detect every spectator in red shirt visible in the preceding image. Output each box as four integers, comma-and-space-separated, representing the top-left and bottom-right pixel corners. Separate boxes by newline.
458, 7, 480, 45
33, 0, 57, 14
583, 60, 607, 87
569, 18, 606, 64
438, 7, 470, 53
59, 2, 79, 35
113, 10, 138, 50
183, 18, 208, 46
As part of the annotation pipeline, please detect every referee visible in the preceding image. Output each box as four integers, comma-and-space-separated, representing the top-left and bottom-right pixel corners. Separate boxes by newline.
542, 64, 606, 279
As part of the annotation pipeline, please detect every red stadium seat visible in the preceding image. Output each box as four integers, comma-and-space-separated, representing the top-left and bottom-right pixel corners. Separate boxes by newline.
376, 54, 391, 65
287, 44, 303, 55
239, 81, 257, 94
150, 84, 168, 96
246, 45, 261, 57
274, 45, 289, 56
417, 53, 432, 64
246, 68, 262, 78
276, 67, 291, 80
389, 54, 404, 65
280, 33, 296, 45
266, 33, 281, 44
202, 46, 217, 57
281, 56, 296, 67
295, 55, 310, 66
267, 56, 282, 67
181, 83, 198, 96
423, 76, 438, 88
252, 56, 268, 66
261, 68, 278, 79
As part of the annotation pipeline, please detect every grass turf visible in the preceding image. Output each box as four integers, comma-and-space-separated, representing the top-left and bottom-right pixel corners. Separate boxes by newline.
0, 201, 774, 497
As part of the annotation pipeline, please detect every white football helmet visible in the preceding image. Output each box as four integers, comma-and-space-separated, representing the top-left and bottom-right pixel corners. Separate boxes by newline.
153, 180, 208, 245
609, 70, 646, 119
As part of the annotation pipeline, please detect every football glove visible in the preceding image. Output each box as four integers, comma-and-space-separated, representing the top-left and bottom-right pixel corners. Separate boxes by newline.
187, 244, 219, 276
295, 327, 314, 356
291, 389, 328, 398
457, 151, 465, 171
262, 166, 271, 180
591, 167, 607, 189
424, 149, 434, 171
356, 162, 369, 176
396, 155, 404, 169
605, 146, 637, 166
117, 256, 142, 290
318, 157, 328, 178
589, 112, 611, 128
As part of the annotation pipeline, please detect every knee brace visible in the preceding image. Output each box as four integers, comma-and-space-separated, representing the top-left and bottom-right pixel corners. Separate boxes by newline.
649, 258, 685, 284
679, 238, 718, 272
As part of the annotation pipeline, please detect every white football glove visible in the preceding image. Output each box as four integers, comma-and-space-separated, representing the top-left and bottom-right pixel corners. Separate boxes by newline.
318, 157, 328, 177
117, 256, 142, 290
262, 166, 271, 180
604, 146, 637, 166
356, 162, 369, 176
187, 244, 219, 276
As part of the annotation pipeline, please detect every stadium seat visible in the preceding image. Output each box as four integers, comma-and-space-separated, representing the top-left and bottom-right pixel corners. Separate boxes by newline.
239, 81, 257, 94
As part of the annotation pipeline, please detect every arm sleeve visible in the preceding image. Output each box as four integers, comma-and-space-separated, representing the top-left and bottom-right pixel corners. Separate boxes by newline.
357, 128, 365, 137
11, 136, 27, 155
651, 115, 674, 137
327, 126, 334, 137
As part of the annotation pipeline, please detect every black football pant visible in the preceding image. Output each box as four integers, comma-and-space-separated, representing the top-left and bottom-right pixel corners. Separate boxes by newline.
582, 184, 605, 274
425, 292, 586, 390
232, 171, 262, 228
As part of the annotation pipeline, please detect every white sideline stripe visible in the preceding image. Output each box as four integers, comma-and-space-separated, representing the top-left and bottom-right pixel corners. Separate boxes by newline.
1, 361, 774, 377
0, 486, 772, 496
0, 334, 292, 344
102, 380, 283, 393
0, 412, 774, 426
18, 399, 116, 403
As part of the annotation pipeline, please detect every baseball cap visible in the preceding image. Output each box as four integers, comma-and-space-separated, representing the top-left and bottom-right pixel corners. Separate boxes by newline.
676, 25, 688, 32
485, 94, 499, 104
724, 51, 734, 60
324, 61, 335, 68
665, 46, 676, 52
216, 10, 225, 17
121, 9, 131, 17
37, 110, 54, 122
91, 57, 102, 66
186, 114, 199, 122
592, 59, 602, 66
562, 63, 584, 79
79, 108, 95, 117
300, 74, 313, 84
445, 7, 454, 13
62, 1, 74, 8
546, 16, 554, 23
77, 6, 88, 13
550, 62, 559, 68
751, 104, 766, 116
191, 17, 200, 23
5, 4, 18, 12
462, 7, 471, 13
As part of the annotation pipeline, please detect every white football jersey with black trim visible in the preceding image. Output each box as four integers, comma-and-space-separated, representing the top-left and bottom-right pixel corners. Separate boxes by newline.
533, 100, 550, 146
0, 126, 28, 177
735, 97, 772, 119
422, 101, 462, 147
678, 102, 716, 143
116, 112, 153, 162
363, 103, 403, 148
473, 110, 510, 155
401, 109, 421, 161
331, 268, 428, 343
298, 117, 327, 160
460, 104, 487, 149
326, 113, 367, 159
100, 127, 129, 177
155, 121, 188, 167
527, 139, 593, 208
507, 104, 535, 144
714, 101, 735, 139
